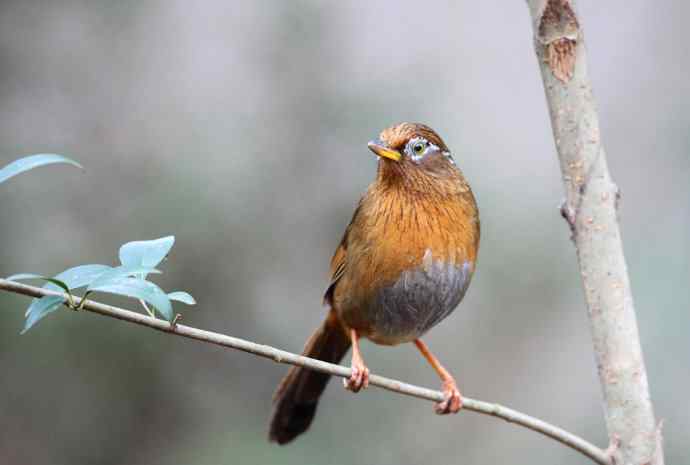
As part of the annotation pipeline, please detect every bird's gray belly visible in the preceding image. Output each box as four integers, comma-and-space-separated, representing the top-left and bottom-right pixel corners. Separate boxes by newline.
367, 259, 473, 345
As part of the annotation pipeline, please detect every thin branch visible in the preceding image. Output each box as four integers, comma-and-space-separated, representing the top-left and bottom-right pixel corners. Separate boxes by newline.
525, 1, 662, 464
0, 277, 609, 465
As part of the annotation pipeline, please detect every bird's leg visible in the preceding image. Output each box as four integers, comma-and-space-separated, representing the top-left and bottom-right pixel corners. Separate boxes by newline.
343, 328, 369, 392
414, 339, 462, 414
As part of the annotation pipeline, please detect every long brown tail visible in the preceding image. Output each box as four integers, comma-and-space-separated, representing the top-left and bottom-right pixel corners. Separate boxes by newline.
269, 312, 350, 445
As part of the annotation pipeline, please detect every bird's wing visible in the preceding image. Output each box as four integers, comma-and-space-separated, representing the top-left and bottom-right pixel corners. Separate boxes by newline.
322, 200, 363, 307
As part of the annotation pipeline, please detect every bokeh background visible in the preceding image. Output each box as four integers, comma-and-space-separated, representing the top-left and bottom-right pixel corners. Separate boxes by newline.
0, 1, 687, 464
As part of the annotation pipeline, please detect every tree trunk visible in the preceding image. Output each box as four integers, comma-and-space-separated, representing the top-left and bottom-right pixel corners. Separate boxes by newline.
524, 1, 663, 464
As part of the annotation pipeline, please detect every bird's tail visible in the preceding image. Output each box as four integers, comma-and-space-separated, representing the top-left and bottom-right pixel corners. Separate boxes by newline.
269, 311, 351, 445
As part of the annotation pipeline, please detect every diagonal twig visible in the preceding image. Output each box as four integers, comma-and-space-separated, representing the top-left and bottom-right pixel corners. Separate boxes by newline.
0, 277, 610, 464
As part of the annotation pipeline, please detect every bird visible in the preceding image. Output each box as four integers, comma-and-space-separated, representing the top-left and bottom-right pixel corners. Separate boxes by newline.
269, 122, 480, 445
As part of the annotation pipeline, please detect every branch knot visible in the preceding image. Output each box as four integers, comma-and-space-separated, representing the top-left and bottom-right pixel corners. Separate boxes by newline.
538, 0, 579, 83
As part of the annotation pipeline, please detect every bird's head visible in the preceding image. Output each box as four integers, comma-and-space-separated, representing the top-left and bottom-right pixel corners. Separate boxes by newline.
368, 123, 464, 193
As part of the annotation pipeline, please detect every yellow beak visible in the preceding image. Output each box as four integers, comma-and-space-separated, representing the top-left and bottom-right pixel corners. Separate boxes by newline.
367, 140, 401, 162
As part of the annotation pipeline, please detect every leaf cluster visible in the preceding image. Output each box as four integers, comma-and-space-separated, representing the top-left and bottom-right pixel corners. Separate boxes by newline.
2, 155, 195, 333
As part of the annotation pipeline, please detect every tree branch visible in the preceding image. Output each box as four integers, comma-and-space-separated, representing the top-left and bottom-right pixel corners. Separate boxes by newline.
0, 277, 609, 464
525, 1, 663, 464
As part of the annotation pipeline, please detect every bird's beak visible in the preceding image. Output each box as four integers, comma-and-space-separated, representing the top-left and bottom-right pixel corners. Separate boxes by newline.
368, 139, 401, 162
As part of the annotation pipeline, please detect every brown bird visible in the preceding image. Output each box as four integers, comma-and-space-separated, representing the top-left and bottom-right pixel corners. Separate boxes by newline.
269, 122, 480, 444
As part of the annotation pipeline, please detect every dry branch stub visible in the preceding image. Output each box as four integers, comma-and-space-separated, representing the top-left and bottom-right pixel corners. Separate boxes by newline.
537, 0, 579, 83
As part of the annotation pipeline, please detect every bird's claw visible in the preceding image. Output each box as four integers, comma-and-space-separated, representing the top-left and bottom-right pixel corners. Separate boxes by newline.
435, 381, 463, 415
343, 364, 369, 393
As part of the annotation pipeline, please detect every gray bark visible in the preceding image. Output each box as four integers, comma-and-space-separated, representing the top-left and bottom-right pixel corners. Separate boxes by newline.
524, 1, 663, 464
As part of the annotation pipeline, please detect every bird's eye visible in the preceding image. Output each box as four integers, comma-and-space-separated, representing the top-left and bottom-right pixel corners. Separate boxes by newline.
412, 141, 426, 155
406, 138, 429, 160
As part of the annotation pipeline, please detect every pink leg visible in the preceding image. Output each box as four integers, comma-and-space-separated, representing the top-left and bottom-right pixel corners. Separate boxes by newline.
414, 339, 462, 414
343, 329, 370, 392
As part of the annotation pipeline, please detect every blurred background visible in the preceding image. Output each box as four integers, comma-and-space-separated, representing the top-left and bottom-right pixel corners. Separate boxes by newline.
0, 1, 687, 464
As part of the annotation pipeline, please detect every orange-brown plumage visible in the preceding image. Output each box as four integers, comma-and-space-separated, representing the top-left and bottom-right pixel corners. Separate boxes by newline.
270, 123, 480, 444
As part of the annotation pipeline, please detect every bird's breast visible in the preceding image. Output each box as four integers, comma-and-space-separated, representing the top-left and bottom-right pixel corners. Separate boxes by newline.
363, 250, 473, 344
333, 183, 479, 345
335, 246, 475, 345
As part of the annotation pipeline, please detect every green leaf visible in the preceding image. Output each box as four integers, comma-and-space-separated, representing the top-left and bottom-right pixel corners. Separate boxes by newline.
168, 291, 196, 306
6, 273, 47, 281
7, 272, 70, 316
47, 264, 113, 291
89, 277, 173, 321
0, 154, 83, 185
87, 265, 161, 290
119, 236, 175, 272
8, 267, 110, 316
21, 295, 66, 334
7, 273, 71, 294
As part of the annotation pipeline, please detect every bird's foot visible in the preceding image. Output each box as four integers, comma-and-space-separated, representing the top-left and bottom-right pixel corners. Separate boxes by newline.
343, 363, 369, 393
435, 379, 463, 415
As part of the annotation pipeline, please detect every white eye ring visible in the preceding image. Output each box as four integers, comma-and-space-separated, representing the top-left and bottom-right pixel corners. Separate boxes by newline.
406, 137, 428, 161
